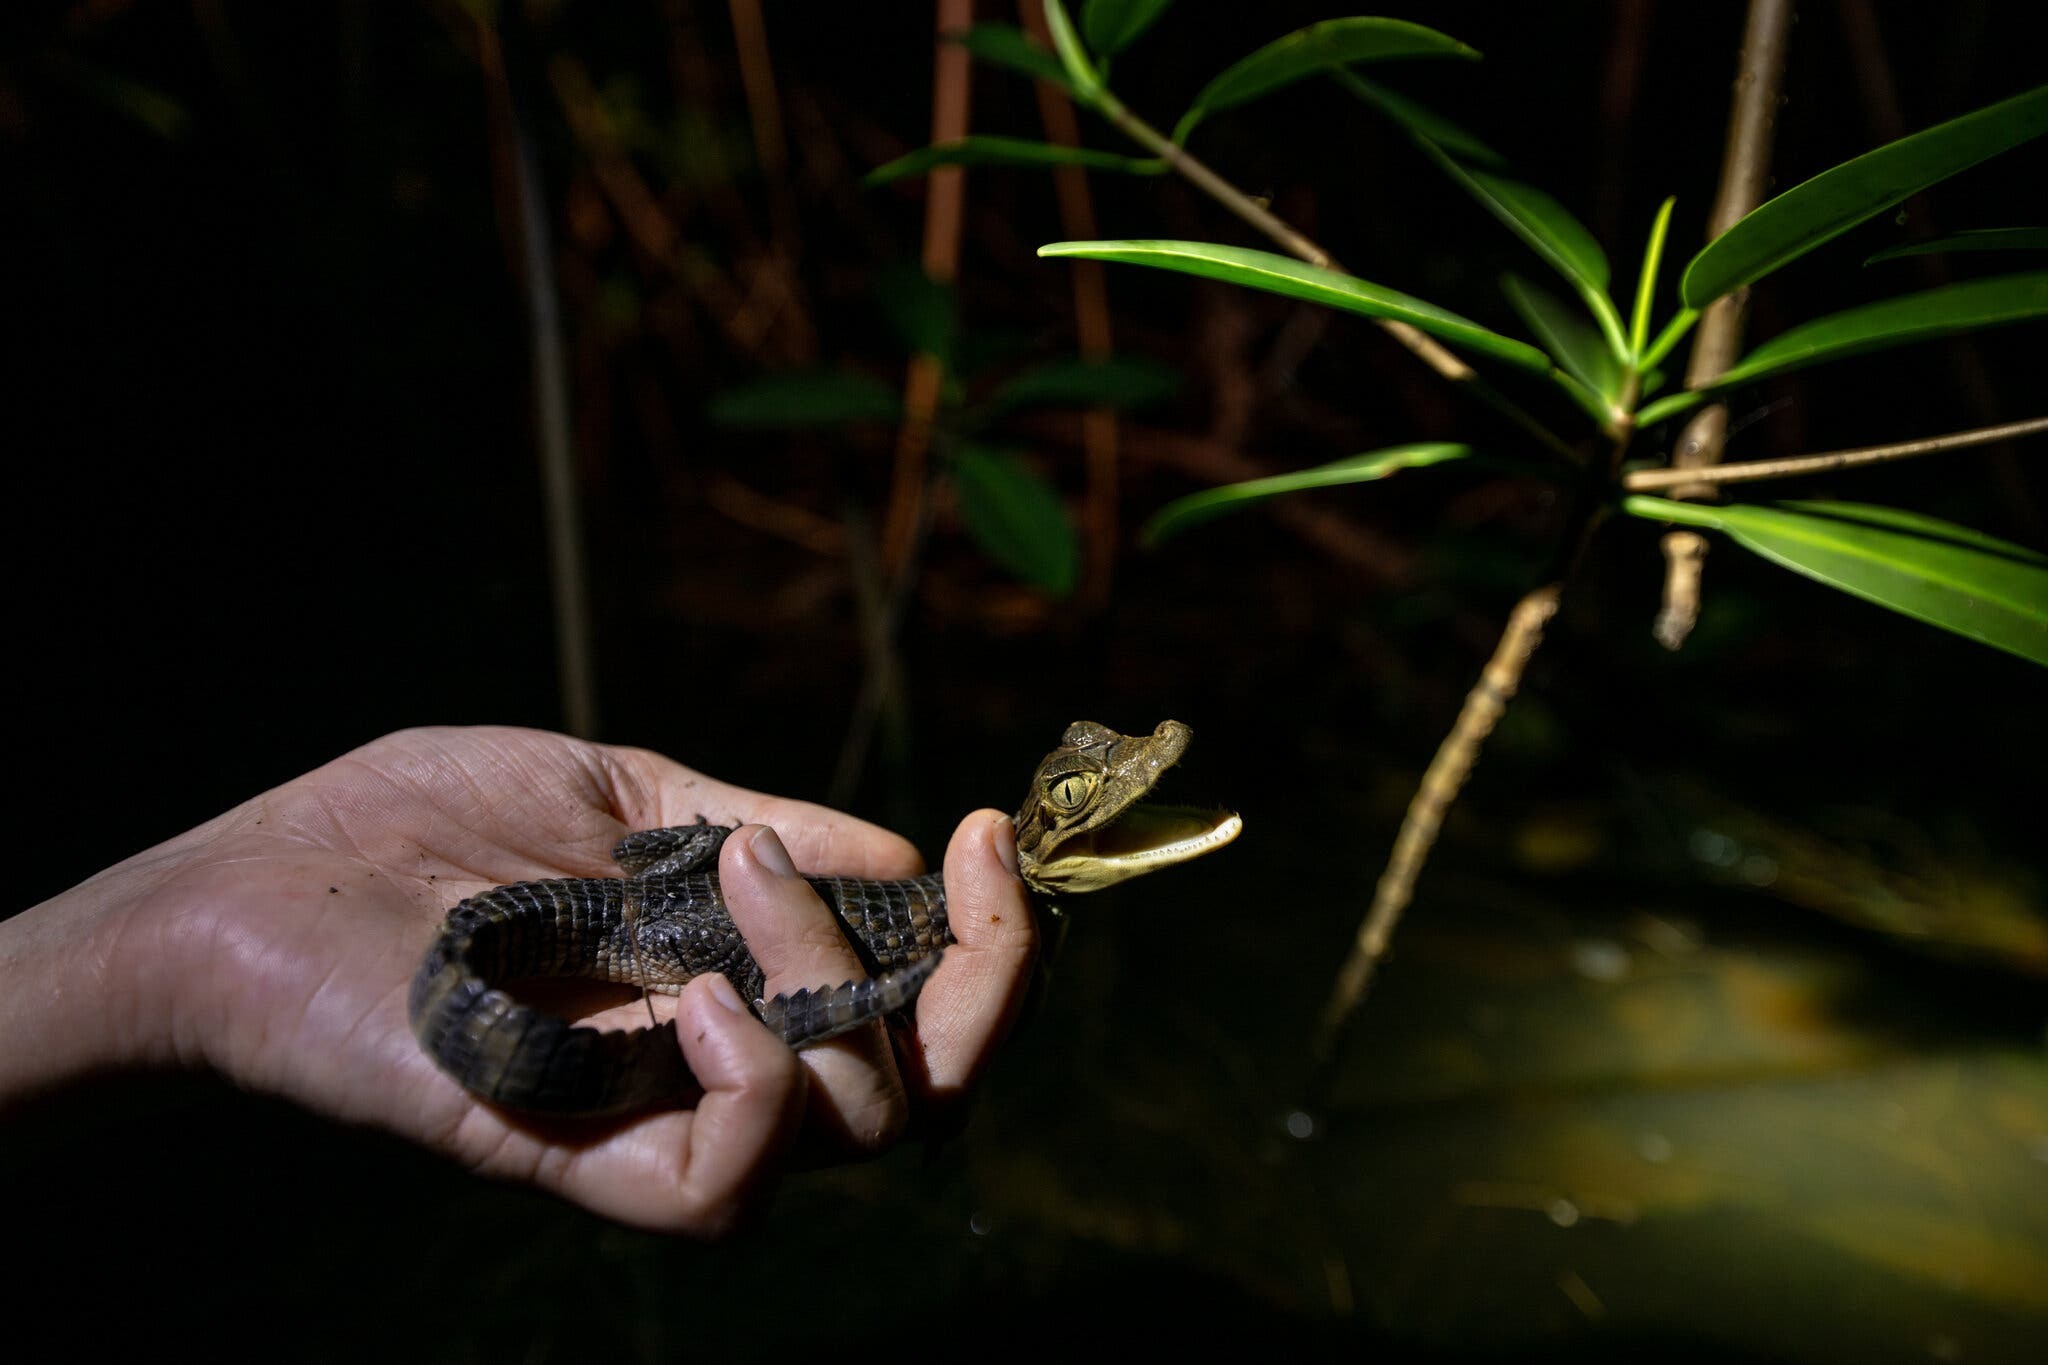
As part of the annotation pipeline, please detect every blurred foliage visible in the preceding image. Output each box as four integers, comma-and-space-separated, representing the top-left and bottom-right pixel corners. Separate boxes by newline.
710, 270, 1177, 595
1000, 5, 2048, 661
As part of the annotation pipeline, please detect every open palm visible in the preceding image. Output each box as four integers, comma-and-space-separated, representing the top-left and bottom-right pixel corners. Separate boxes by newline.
13, 727, 1034, 1234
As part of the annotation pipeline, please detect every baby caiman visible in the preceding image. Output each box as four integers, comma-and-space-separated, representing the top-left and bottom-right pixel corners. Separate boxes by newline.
409, 720, 1240, 1116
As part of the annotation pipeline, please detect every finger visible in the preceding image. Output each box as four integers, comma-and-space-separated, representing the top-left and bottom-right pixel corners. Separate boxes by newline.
606, 746, 923, 879
540, 973, 803, 1236
909, 810, 1036, 1100
661, 972, 806, 1234
720, 825, 908, 1152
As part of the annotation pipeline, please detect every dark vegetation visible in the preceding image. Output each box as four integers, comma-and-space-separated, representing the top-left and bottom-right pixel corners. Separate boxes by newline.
6, 3, 2045, 1359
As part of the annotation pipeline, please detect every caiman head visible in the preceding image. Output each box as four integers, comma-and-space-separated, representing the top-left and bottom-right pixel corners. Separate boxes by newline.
1014, 720, 1242, 894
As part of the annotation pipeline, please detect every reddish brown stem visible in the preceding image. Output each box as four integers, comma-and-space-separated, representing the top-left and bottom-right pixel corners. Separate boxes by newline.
1022, 0, 1120, 608
880, 0, 974, 576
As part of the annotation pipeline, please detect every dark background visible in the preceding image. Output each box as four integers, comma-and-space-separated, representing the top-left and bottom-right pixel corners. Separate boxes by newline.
6, 3, 2045, 1360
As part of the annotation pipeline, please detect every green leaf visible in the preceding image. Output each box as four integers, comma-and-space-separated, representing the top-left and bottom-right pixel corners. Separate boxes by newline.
1038, 239, 1551, 374
1420, 143, 1610, 293
1334, 71, 1624, 355
1176, 18, 1477, 143
1082, 0, 1174, 56
954, 24, 1073, 90
1724, 272, 2048, 383
1633, 392, 1697, 428
1865, 227, 2048, 266
1042, 0, 1104, 102
1640, 306, 1699, 372
1681, 84, 2048, 309
874, 264, 957, 363
1502, 273, 1620, 403
709, 371, 900, 428
1630, 197, 1677, 358
953, 445, 1080, 594
1339, 74, 1503, 166
981, 354, 1182, 417
1622, 497, 2048, 665
866, 136, 1163, 186
1643, 271, 2048, 425
1418, 142, 1627, 358
1145, 443, 1474, 544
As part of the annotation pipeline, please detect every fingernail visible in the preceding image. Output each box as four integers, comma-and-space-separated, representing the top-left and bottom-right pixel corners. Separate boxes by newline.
706, 973, 748, 1014
992, 814, 1019, 877
747, 826, 797, 878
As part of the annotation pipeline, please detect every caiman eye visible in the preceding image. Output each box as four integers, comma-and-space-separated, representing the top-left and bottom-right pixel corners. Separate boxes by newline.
1049, 774, 1093, 811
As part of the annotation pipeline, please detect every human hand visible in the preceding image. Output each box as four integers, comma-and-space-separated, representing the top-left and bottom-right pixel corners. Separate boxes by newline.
1, 726, 1036, 1233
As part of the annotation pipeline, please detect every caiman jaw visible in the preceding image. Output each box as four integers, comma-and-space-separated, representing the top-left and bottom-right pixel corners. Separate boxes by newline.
1014, 720, 1242, 894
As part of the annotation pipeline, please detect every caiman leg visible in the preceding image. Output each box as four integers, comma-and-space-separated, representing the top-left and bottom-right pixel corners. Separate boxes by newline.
610, 820, 733, 1024
613, 819, 732, 878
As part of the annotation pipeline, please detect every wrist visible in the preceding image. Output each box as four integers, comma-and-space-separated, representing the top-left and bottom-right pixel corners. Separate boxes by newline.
0, 832, 221, 1104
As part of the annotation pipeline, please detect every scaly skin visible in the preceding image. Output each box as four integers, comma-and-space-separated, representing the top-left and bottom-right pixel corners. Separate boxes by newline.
409, 721, 1240, 1116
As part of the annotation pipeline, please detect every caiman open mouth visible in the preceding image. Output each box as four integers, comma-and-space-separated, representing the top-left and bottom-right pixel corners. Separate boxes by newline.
1032, 799, 1243, 893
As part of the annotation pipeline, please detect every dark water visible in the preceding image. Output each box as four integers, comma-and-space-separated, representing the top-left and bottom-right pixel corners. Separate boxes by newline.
12, 740, 2045, 1361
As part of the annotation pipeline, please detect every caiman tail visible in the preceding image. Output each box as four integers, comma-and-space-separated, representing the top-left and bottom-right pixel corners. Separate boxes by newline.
408, 879, 696, 1114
